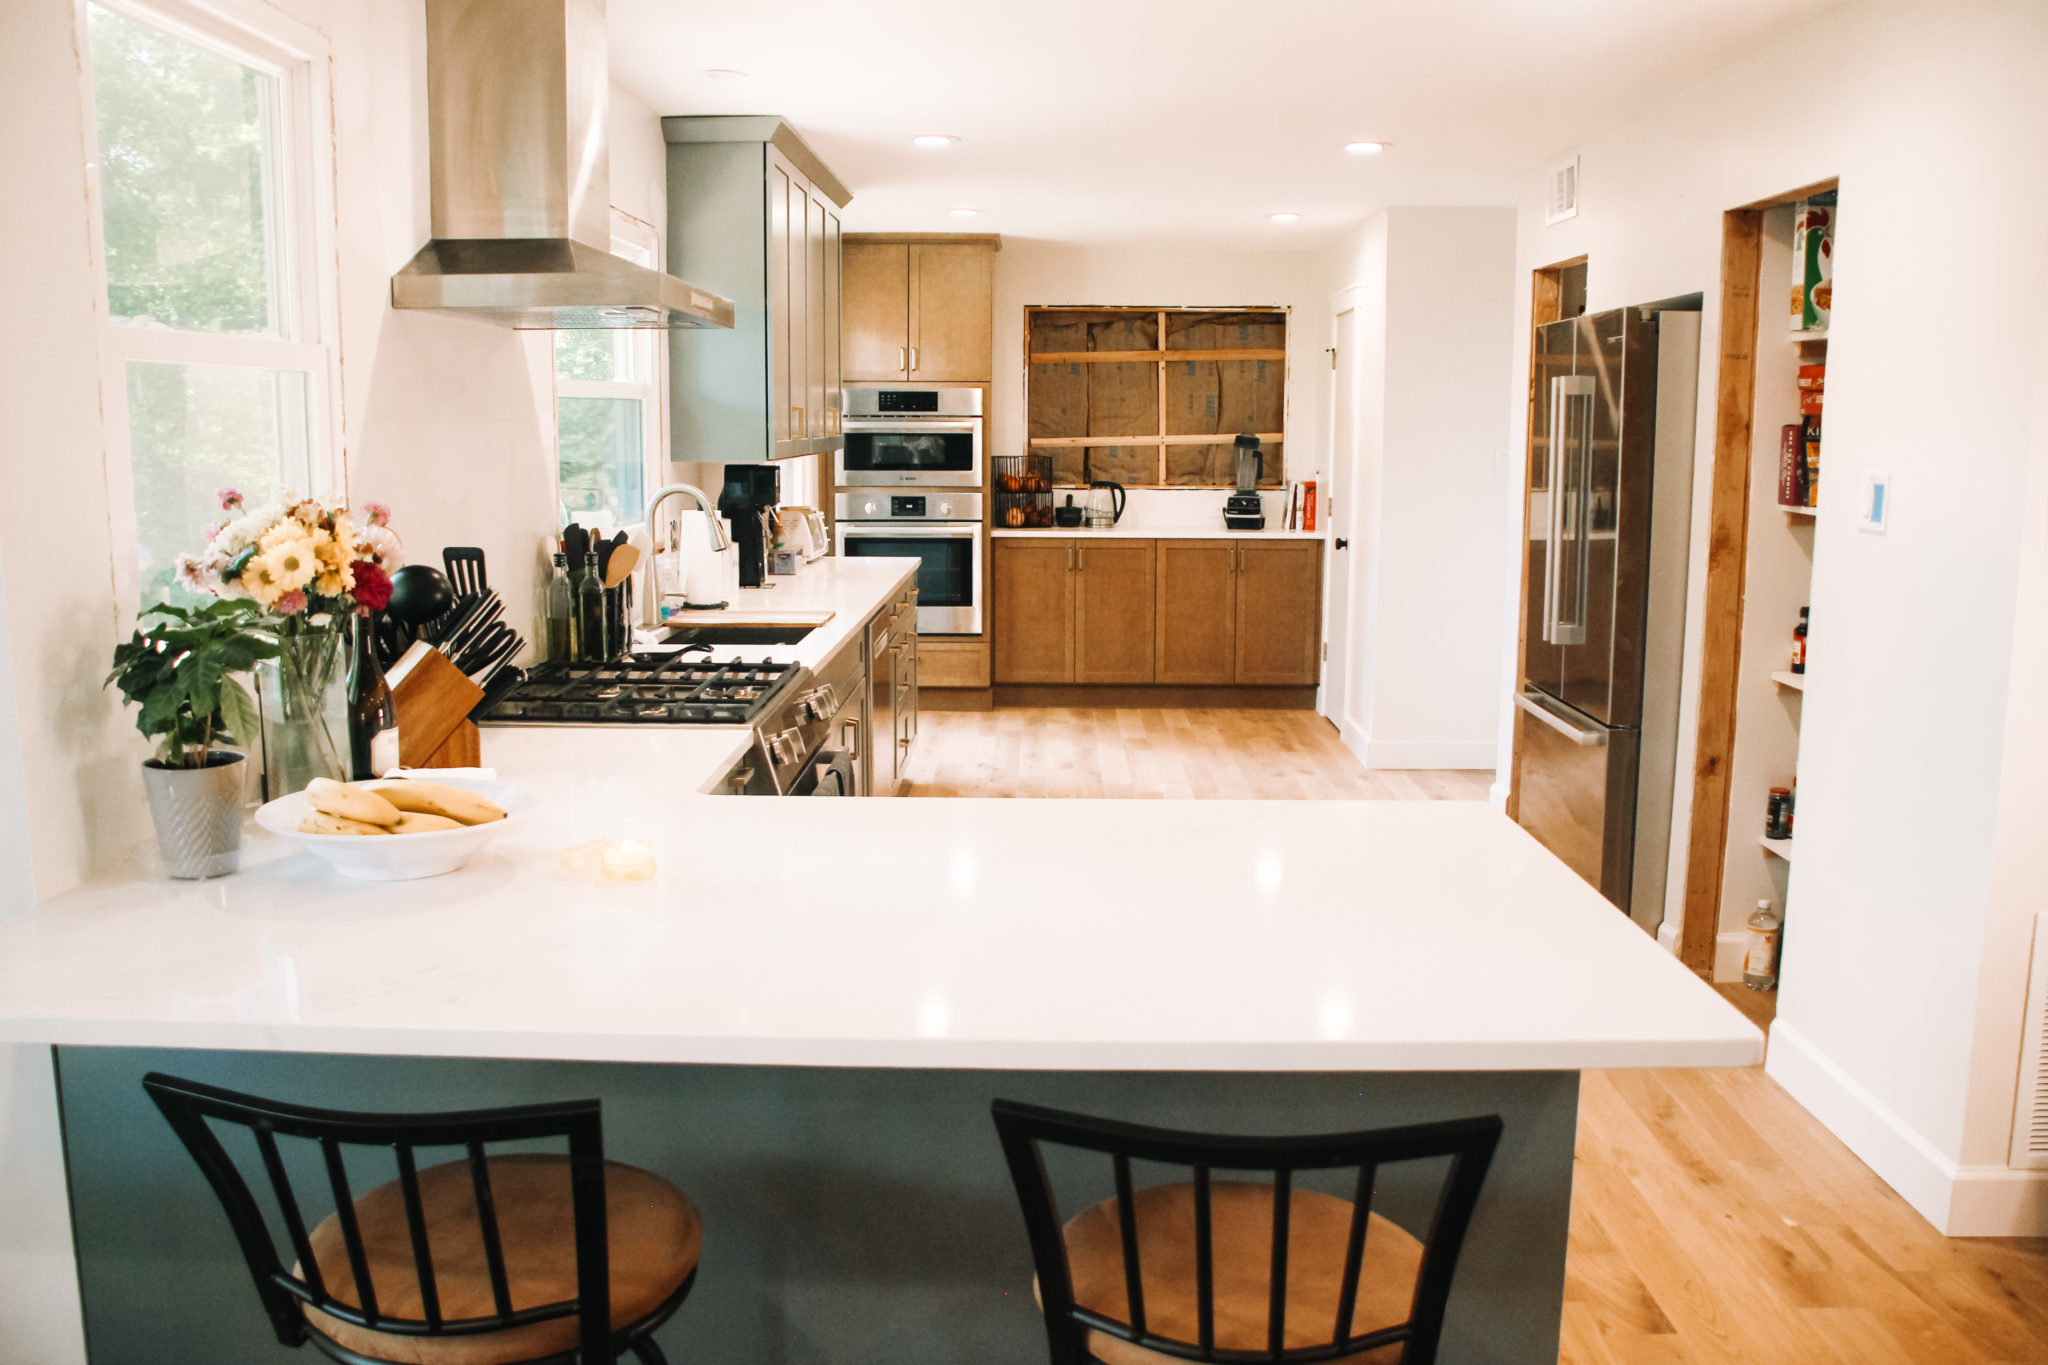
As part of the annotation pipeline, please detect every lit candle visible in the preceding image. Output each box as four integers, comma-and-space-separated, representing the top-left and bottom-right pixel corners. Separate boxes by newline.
600, 838, 656, 882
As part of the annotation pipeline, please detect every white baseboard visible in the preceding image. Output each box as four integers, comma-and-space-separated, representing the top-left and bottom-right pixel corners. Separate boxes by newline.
1362, 739, 1498, 770
1488, 779, 1509, 813
1767, 1021, 2048, 1235
1657, 920, 1680, 955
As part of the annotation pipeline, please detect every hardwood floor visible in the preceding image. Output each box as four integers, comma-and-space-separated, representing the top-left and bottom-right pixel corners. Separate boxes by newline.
898, 707, 1494, 800
909, 705, 2048, 1362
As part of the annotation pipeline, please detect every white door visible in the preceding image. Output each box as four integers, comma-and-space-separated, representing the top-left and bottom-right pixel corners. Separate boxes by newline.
1322, 294, 1363, 742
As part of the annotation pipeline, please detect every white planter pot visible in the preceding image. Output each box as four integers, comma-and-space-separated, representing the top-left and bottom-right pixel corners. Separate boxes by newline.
140, 752, 247, 880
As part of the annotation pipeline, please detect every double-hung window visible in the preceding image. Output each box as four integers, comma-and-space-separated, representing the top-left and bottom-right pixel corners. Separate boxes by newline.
554, 211, 664, 530
81, 0, 339, 608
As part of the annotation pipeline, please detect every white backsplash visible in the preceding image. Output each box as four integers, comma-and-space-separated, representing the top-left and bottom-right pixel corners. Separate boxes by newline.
1079, 486, 1286, 529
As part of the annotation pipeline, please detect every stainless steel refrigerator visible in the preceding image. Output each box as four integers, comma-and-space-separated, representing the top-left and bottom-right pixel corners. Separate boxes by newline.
1516, 306, 1700, 934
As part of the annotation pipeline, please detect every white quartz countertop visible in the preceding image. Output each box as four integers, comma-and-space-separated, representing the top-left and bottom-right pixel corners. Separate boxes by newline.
992, 525, 1327, 540
644, 556, 918, 670
0, 758, 1761, 1070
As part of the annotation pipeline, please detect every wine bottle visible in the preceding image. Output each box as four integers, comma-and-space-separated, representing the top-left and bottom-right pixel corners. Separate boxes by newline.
346, 610, 400, 779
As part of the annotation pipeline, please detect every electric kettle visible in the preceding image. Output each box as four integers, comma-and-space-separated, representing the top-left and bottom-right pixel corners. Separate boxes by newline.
1085, 480, 1126, 529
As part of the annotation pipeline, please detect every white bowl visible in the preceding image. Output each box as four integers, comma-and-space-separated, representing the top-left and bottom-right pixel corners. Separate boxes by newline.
254, 778, 529, 881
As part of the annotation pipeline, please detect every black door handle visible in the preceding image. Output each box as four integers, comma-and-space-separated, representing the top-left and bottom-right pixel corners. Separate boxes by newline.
1335, 537, 1349, 550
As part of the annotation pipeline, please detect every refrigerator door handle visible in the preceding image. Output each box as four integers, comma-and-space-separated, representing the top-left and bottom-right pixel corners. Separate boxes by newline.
1553, 374, 1596, 647
1516, 690, 1610, 746
1542, 378, 1566, 644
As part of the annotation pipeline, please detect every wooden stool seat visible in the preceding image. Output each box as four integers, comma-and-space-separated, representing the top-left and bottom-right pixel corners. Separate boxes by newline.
1060, 1182, 1421, 1365
299, 1154, 700, 1365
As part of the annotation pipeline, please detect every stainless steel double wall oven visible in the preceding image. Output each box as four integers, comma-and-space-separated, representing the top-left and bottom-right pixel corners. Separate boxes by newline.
834, 386, 984, 636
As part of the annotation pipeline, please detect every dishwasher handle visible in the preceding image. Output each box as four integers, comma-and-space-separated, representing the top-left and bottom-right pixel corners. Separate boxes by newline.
1515, 691, 1609, 747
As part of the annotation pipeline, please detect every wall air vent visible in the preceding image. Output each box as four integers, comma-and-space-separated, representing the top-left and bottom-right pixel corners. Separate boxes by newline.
1545, 156, 1580, 226
2012, 914, 2048, 1168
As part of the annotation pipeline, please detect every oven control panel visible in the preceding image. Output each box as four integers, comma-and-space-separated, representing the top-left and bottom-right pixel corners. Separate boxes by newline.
835, 492, 983, 523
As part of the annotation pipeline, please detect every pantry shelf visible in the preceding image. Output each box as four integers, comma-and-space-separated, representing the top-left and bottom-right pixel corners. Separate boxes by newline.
1770, 671, 1806, 691
1791, 329, 1829, 343
1781, 504, 1818, 517
1760, 835, 1796, 861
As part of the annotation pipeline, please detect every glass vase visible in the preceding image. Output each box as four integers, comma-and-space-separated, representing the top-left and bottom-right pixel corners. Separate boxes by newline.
256, 621, 345, 799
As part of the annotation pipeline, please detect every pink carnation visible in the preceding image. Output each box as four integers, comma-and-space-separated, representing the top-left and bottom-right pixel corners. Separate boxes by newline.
216, 488, 243, 512
360, 501, 392, 527
275, 590, 308, 615
349, 561, 392, 612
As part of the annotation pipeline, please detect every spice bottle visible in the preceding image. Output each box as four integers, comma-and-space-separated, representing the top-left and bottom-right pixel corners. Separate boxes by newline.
1766, 787, 1793, 840
1791, 607, 1808, 674
1744, 900, 1782, 991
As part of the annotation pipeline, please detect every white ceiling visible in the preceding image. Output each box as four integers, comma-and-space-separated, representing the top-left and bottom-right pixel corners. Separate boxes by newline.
609, 0, 1842, 249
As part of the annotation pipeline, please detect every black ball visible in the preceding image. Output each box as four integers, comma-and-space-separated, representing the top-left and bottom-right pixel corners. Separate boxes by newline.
386, 564, 455, 625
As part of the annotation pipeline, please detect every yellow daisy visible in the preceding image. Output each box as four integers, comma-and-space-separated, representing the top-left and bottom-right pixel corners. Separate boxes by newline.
252, 538, 319, 596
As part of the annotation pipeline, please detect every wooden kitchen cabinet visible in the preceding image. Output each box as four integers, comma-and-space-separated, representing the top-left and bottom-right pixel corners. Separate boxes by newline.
666, 117, 849, 460
998, 536, 1320, 690
1074, 541, 1156, 683
1234, 541, 1323, 685
993, 539, 1074, 683
1154, 541, 1239, 684
843, 235, 998, 382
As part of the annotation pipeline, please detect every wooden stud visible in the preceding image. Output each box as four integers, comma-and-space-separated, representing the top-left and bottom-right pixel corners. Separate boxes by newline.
1678, 209, 1764, 979
1028, 349, 1288, 364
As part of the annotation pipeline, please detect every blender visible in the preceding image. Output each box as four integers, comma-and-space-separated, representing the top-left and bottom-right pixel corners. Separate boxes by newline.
1224, 434, 1267, 530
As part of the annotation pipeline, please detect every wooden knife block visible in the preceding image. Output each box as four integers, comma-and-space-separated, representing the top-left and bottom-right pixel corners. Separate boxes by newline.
390, 648, 484, 769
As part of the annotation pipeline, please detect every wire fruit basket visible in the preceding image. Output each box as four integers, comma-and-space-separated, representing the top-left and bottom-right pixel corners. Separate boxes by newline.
994, 454, 1055, 528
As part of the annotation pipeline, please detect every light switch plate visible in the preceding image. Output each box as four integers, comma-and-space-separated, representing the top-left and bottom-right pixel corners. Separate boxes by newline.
1858, 470, 1890, 534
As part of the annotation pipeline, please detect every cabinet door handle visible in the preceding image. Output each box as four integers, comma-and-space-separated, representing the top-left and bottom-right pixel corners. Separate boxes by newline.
841, 719, 861, 759
898, 346, 907, 373
910, 346, 919, 373
1075, 547, 1084, 572
791, 405, 804, 438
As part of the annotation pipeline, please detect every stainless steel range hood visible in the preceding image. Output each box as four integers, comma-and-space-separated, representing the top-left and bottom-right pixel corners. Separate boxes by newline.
389, 0, 734, 331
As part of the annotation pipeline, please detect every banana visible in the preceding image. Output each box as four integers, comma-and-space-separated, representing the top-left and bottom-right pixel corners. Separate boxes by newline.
299, 812, 391, 837
391, 811, 463, 835
372, 781, 506, 826
305, 778, 401, 827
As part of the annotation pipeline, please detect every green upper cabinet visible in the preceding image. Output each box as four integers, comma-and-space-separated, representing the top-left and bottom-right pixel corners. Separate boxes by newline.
663, 117, 850, 463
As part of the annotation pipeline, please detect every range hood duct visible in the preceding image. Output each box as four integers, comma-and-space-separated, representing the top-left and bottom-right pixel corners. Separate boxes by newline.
389, 0, 734, 331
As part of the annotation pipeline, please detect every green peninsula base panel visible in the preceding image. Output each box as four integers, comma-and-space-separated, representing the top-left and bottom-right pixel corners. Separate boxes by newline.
57, 1048, 1577, 1364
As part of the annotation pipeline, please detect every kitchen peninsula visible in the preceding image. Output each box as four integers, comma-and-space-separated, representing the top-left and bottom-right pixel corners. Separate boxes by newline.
0, 759, 1758, 1362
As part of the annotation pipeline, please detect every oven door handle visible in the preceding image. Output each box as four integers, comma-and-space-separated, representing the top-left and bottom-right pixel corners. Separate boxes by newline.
840, 421, 981, 435
838, 524, 982, 540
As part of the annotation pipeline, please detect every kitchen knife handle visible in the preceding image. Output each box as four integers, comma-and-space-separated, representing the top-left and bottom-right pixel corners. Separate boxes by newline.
1515, 690, 1609, 746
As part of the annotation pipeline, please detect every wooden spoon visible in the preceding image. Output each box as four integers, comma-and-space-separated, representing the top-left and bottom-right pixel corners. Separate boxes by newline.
602, 544, 642, 588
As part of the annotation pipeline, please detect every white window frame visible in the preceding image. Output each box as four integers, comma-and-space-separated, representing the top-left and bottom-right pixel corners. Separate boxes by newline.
75, 0, 343, 610
552, 209, 667, 529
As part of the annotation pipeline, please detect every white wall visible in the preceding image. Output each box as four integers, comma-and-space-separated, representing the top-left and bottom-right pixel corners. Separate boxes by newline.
1320, 208, 1515, 770
1496, 0, 2048, 1232
989, 240, 1330, 514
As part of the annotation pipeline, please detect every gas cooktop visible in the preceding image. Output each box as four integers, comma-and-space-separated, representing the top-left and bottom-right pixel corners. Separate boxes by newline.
476, 651, 802, 726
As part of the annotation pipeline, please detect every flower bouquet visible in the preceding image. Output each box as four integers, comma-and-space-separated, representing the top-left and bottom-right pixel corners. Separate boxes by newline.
175, 490, 405, 796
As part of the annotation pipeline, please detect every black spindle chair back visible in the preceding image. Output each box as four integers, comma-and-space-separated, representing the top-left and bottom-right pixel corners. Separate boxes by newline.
991, 1099, 1504, 1365
143, 1072, 615, 1363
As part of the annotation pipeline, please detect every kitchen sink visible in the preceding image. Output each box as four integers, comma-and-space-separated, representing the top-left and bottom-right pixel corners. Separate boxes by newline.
662, 623, 820, 646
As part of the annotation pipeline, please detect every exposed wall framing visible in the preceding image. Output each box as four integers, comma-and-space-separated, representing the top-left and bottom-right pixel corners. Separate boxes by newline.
1025, 306, 1288, 487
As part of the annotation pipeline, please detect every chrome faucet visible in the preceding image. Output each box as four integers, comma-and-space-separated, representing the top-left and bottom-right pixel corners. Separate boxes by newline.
644, 483, 729, 625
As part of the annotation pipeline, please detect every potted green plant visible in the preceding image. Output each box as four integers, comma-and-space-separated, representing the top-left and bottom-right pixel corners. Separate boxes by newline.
104, 599, 279, 879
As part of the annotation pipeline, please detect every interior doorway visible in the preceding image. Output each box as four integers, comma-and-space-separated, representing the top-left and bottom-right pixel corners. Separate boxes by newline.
1323, 288, 1365, 742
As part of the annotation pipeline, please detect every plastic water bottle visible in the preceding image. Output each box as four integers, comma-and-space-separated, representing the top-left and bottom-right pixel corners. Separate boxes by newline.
1744, 900, 1782, 990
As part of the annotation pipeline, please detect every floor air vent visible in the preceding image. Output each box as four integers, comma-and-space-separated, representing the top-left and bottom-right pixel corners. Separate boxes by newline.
2012, 914, 2048, 1168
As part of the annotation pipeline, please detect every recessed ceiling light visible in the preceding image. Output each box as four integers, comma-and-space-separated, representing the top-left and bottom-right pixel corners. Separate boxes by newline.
948, 207, 981, 217
1344, 140, 1389, 155
1268, 212, 1301, 223
701, 68, 748, 80
912, 134, 961, 148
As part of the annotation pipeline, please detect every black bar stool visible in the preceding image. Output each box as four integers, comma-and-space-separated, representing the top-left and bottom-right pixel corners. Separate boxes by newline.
991, 1099, 1502, 1365
144, 1072, 701, 1365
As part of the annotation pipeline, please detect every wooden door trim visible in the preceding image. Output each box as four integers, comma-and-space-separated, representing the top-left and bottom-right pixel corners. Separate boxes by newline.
1676, 211, 1764, 977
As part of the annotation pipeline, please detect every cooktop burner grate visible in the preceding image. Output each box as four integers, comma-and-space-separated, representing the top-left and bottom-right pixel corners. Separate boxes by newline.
477, 651, 802, 725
